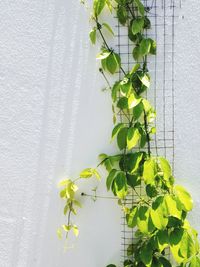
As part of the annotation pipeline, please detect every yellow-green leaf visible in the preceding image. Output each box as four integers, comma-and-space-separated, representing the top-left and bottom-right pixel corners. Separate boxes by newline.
174, 185, 193, 212
128, 93, 141, 109
72, 225, 79, 237
93, 0, 106, 16
127, 127, 140, 150
164, 194, 182, 219
57, 228, 62, 239
102, 23, 114, 35
89, 28, 96, 44
143, 158, 156, 184
159, 157, 172, 181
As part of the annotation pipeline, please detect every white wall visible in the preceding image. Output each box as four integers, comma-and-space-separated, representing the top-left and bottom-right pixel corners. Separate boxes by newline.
175, 0, 200, 236
0, 0, 199, 267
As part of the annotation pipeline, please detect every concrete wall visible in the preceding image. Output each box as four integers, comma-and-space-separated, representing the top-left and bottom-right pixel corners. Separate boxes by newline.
0, 0, 199, 267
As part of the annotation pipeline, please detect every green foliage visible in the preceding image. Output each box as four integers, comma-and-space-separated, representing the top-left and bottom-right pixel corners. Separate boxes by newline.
58, 1, 200, 267
89, 28, 97, 44
93, 0, 106, 16
98, 48, 121, 74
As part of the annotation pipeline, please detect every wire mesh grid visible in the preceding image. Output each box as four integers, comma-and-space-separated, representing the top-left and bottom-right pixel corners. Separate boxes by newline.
115, 0, 182, 264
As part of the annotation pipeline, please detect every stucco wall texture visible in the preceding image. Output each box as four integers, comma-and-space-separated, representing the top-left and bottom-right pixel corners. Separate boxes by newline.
0, 0, 199, 267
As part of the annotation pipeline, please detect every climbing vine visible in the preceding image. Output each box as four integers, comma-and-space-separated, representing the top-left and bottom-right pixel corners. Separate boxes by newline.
58, 0, 200, 266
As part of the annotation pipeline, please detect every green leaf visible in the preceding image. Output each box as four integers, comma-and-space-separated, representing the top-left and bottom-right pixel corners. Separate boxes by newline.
151, 197, 168, 230
117, 127, 128, 150
127, 127, 140, 150
128, 93, 142, 109
132, 18, 144, 35
102, 23, 114, 35
150, 39, 157, 55
189, 256, 200, 267
140, 243, 153, 265
134, 0, 145, 16
63, 204, 69, 215
127, 174, 141, 188
117, 97, 128, 109
114, 171, 127, 199
142, 99, 152, 112
105, 53, 121, 74
146, 184, 158, 198
137, 206, 151, 234
80, 168, 100, 180
140, 38, 152, 56
62, 224, 72, 232
159, 257, 172, 267
129, 152, 143, 173
174, 185, 193, 212
143, 158, 156, 184
144, 16, 151, 29
93, 0, 106, 16
93, 169, 101, 180
117, 6, 128, 25
130, 63, 140, 74
111, 81, 120, 102
120, 78, 132, 96
126, 206, 138, 228
89, 28, 96, 44
123, 259, 133, 267
164, 194, 182, 219
159, 157, 172, 181
155, 230, 169, 252
133, 102, 144, 120
58, 179, 70, 187
137, 72, 150, 88
132, 46, 141, 61
106, 0, 112, 12
60, 189, 66, 198
97, 49, 111, 59
180, 231, 196, 259
169, 227, 184, 246
127, 244, 135, 256
112, 123, 125, 140
80, 168, 94, 178
73, 200, 82, 208
106, 169, 117, 190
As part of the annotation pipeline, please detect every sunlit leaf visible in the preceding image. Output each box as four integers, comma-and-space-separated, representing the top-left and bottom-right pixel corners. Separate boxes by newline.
93, 0, 106, 16
128, 93, 142, 109
127, 127, 140, 150
143, 158, 156, 184
175, 185, 193, 212
102, 23, 114, 35
159, 157, 172, 181
106, 169, 117, 190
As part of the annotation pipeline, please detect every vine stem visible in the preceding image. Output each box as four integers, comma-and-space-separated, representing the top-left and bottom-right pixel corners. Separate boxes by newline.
99, 68, 131, 122
133, 188, 151, 207
95, 17, 126, 76
126, 3, 136, 19
81, 192, 118, 200
65, 201, 73, 239
144, 110, 151, 157
81, 192, 139, 205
